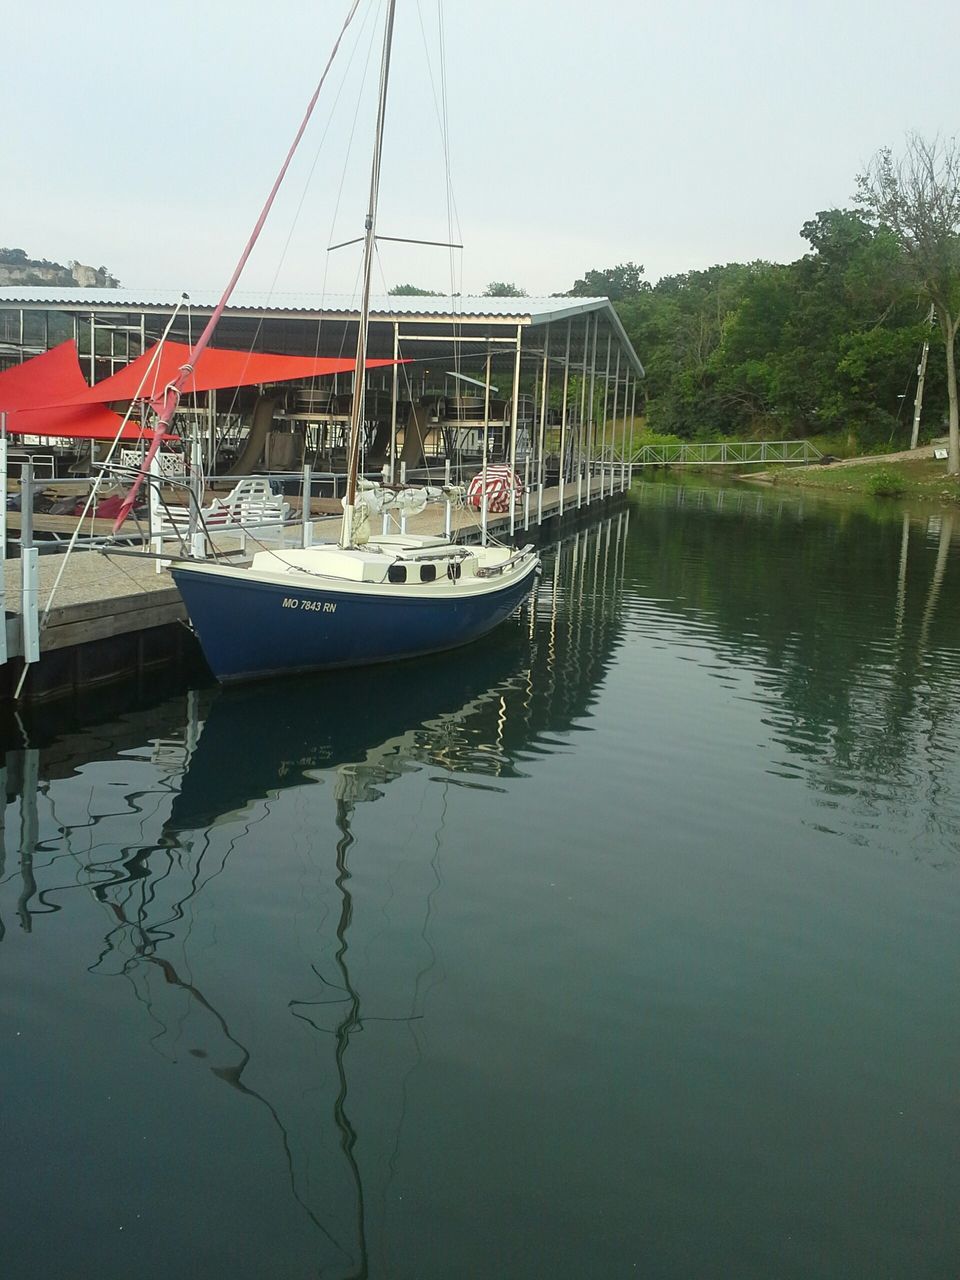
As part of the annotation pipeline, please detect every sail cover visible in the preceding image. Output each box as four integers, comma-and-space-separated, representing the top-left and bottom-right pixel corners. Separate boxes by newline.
0, 341, 145, 440
53, 342, 400, 405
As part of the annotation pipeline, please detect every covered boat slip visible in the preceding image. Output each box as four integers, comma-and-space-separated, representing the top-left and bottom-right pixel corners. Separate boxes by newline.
0, 288, 644, 488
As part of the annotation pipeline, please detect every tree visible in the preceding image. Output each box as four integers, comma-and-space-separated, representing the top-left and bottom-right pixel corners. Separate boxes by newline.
569, 262, 647, 301
857, 134, 960, 472
388, 283, 442, 296
482, 281, 527, 297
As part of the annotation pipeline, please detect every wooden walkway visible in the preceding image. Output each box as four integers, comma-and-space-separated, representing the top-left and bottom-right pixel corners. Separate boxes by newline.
2, 475, 618, 672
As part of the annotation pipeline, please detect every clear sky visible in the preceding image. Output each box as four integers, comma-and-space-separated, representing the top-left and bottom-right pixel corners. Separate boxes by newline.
4, 0, 960, 298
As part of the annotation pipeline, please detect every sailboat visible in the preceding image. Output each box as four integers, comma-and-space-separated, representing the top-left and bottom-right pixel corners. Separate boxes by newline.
156, 1, 540, 682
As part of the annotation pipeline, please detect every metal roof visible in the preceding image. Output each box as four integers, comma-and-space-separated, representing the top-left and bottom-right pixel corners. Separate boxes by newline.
0, 287, 644, 376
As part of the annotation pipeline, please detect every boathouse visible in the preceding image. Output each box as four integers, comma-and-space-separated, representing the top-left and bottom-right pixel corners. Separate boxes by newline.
0, 287, 644, 479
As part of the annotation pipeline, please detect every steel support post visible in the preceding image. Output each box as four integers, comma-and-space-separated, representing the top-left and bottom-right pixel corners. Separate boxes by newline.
481, 344, 491, 546
538, 326, 550, 508
600, 332, 611, 500
629, 377, 637, 487
610, 347, 621, 492
559, 319, 571, 518
0, 413, 6, 665
20, 461, 39, 667
586, 316, 598, 504
302, 464, 313, 548
577, 316, 590, 509
390, 321, 399, 480
508, 324, 522, 537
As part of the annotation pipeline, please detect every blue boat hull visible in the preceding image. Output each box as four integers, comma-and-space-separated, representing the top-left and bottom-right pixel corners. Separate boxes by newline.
171, 560, 539, 682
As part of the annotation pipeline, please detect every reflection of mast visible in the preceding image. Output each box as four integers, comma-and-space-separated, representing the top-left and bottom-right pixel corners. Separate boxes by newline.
17, 747, 38, 933
331, 798, 368, 1280
94, 883, 355, 1270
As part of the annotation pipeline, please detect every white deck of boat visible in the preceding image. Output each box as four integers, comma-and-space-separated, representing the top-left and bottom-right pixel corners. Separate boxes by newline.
2, 477, 612, 658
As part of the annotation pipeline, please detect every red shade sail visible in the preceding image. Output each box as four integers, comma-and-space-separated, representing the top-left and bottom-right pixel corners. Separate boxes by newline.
5, 403, 149, 441
57, 341, 399, 406
0, 342, 167, 440
0, 340, 89, 411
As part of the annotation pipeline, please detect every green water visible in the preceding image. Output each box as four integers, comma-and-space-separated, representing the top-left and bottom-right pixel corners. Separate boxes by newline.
2, 482, 959, 1279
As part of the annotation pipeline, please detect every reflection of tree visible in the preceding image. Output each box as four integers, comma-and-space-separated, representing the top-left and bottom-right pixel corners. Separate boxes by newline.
627, 483, 960, 849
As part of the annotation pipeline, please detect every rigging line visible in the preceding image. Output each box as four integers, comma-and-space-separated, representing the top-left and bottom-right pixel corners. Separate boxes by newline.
216, 0, 380, 426
26, 300, 187, 676
413, 0, 464, 247
320, 0, 384, 309
111, 0, 365, 534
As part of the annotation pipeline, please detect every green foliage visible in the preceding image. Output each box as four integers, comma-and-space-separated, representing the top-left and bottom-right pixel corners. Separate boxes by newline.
388, 283, 442, 296
608, 207, 945, 450
482, 281, 527, 297
866, 467, 908, 497
568, 262, 648, 301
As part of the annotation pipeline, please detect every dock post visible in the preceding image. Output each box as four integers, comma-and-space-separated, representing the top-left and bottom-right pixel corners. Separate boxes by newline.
20, 461, 39, 666
523, 453, 530, 531
0, 412, 7, 665
481, 490, 488, 545
381, 464, 390, 535
189, 430, 204, 558
149, 451, 167, 571
537, 481, 543, 525
301, 464, 313, 548
400, 461, 407, 534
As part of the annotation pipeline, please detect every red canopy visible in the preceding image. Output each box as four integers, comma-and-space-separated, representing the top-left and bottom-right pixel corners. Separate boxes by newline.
0, 340, 88, 411
56, 341, 399, 406
5, 403, 149, 441
0, 341, 147, 440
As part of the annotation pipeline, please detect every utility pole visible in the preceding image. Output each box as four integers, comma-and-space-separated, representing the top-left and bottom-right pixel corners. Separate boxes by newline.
911, 303, 936, 450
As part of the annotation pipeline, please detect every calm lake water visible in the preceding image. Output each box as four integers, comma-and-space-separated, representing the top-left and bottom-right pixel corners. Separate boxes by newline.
2, 480, 959, 1279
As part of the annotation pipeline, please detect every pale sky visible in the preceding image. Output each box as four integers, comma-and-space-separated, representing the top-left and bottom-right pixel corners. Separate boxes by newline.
4, 0, 960, 298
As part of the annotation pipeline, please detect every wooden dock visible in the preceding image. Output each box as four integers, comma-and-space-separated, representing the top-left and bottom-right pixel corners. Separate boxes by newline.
1, 475, 624, 701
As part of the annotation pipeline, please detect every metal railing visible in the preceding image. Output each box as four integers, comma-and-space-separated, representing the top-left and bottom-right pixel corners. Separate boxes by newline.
629, 440, 822, 467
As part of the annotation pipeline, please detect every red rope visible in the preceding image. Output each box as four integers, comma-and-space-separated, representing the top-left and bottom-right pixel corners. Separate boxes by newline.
112, 0, 362, 533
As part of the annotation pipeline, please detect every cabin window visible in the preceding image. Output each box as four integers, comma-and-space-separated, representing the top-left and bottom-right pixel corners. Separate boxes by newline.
388, 564, 407, 584
420, 564, 437, 583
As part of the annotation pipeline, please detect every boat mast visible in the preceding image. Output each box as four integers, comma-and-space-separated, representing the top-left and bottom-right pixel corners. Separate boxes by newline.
341, 0, 398, 549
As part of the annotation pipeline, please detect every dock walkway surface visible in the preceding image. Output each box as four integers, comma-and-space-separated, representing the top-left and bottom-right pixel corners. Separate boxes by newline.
2, 476, 614, 672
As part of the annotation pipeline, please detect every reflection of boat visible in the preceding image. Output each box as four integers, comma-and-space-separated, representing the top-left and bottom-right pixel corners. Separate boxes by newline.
169, 0, 539, 682
166, 629, 532, 834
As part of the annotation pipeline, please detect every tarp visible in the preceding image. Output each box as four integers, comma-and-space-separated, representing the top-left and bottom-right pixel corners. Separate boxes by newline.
53, 341, 399, 406
0, 341, 146, 440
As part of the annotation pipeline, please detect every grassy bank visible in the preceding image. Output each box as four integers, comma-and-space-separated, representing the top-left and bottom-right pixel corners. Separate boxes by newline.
758, 454, 960, 504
